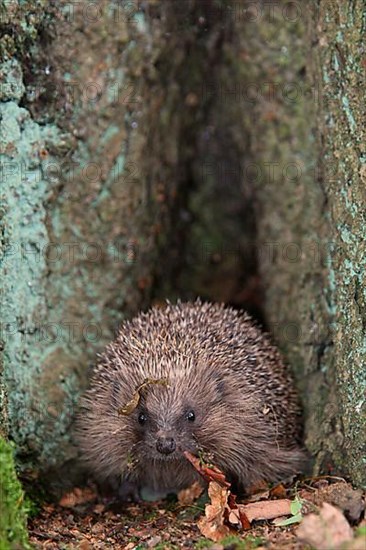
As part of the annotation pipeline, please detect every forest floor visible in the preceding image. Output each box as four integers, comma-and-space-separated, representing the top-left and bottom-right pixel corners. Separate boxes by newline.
28, 478, 365, 550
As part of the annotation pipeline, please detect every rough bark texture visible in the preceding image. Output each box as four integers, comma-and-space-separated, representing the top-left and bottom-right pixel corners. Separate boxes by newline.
310, 0, 365, 486
0, 1, 227, 491
0, 0, 365, 509
229, 1, 331, 468
228, 0, 365, 486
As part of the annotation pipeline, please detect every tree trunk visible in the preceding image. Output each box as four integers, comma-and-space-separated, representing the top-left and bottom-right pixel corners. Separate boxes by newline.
307, 0, 365, 486
0, 1, 364, 520
227, 0, 365, 487
1, 0, 217, 491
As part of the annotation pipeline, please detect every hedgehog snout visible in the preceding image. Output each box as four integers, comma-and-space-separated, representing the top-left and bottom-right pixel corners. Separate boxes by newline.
156, 435, 176, 455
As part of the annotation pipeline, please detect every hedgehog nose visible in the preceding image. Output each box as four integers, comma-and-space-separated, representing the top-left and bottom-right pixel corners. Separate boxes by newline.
156, 436, 176, 455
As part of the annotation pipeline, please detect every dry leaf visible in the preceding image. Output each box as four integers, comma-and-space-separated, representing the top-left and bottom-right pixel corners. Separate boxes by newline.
228, 509, 241, 525
311, 482, 365, 523
228, 493, 251, 530
184, 452, 302, 540
183, 451, 231, 487
297, 502, 353, 549
239, 499, 292, 522
118, 377, 169, 415
270, 483, 287, 499
198, 481, 253, 541
178, 481, 204, 505
59, 487, 96, 508
197, 481, 233, 541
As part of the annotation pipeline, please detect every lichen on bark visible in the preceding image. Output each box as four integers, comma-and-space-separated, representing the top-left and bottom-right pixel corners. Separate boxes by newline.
226, 0, 365, 487
310, 0, 366, 486
0, 0, 365, 504
1, 0, 205, 491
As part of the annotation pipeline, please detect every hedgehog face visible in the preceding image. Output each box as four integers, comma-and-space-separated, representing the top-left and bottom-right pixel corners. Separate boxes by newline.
124, 373, 227, 464
131, 394, 200, 461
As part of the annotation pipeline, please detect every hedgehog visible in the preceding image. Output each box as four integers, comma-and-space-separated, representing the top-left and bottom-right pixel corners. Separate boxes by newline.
76, 300, 306, 499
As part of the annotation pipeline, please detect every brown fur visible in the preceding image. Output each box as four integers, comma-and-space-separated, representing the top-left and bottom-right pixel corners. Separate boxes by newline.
76, 300, 306, 496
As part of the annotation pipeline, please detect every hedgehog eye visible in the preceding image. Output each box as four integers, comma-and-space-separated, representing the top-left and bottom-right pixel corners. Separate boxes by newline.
186, 410, 195, 422
138, 412, 148, 425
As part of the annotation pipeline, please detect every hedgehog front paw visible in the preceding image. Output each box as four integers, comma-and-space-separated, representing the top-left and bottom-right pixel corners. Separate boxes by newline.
118, 479, 141, 502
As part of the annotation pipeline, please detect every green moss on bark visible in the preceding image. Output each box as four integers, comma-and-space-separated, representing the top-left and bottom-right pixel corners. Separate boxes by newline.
0, 438, 31, 550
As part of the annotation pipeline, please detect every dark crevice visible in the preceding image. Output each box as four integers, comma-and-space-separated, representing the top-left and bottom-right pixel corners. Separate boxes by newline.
151, 1, 263, 323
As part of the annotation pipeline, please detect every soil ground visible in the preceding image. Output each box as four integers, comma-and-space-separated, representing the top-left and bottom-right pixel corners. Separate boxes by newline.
28, 479, 365, 550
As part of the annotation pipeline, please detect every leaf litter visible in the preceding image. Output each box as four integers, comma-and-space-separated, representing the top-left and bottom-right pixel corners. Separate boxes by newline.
28, 460, 365, 549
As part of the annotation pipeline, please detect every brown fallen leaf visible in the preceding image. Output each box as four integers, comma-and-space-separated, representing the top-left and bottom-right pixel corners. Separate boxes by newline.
118, 377, 169, 415
183, 451, 231, 488
312, 481, 365, 523
297, 502, 353, 549
270, 483, 287, 499
346, 536, 366, 550
178, 481, 204, 505
198, 479, 279, 540
59, 487, 96, 508
239, 499, 292, 522
186, 450, 295, 540
228, 493, 250, 531
197, 481, 234, 541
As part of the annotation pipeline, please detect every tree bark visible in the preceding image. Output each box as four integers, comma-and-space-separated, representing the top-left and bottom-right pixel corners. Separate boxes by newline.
227, 0, 365, 487
1, 0, 217, 491
0, 0, 365, 501
308, 0, 365, 486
